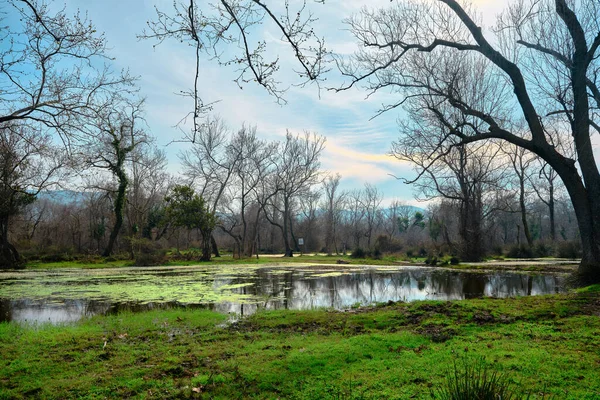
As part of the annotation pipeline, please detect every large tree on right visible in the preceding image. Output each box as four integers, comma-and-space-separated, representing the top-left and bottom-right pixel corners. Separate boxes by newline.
339, 0, 600, 282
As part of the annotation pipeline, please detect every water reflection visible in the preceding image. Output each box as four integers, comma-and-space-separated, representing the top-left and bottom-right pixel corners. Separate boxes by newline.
0, 267, 564, 324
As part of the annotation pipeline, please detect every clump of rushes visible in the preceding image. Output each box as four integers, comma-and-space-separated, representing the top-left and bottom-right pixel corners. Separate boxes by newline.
433, 356, 518, 400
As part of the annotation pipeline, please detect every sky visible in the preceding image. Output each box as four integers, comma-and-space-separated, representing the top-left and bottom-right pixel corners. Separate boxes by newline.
37, 0, 509, 207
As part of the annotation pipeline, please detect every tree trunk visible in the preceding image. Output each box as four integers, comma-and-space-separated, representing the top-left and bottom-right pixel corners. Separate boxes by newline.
103, 175, 127, 257
554, 164, 600, 283
549, 183, 556, 242
200, 229, 212, 261
0, 223, 21, 269
282, 197, 293, 257
0, 216, 20, 268
519, 177, 533, 248
211, 235, 220, 257
458, 198, 483, 262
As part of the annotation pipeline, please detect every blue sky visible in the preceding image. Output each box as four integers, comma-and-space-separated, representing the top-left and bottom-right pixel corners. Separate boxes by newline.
40, 0, 506, 206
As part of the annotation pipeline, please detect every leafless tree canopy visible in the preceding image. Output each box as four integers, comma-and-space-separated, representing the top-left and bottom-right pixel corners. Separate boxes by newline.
0, 0, 136, 147
140, 0, 329, 143
331, 0, 600, 279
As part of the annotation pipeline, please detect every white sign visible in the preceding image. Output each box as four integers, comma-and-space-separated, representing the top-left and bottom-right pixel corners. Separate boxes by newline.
298, 238, 304, 246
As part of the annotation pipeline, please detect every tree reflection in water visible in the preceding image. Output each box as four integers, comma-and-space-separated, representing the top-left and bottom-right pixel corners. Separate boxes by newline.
0, 267, 565, 324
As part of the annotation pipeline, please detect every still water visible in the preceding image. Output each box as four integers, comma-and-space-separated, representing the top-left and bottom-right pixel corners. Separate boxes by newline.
0, 265, 565, 324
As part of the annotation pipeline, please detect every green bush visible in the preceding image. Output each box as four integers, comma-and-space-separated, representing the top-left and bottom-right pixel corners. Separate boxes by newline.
133, 238, 167, 266
29, 245, 75, 263
350, 247, 366, 259
425, 256, 438, 265
432, 357, 519, 400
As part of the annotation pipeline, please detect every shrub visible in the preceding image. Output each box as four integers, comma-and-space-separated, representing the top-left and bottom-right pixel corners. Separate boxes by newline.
374, 235, 403, 253
350, 247, 366, 259
34, 245, 75, 263
133, 239, 167, 266
432, 357, 519, 400
425, 256, 438, 266
556, 241, 581, 259
450, 256, 460, 265
506, 244, 533, 259
533, 242, 553, 258
371, 248, 382, 260
39, 253, 73, 263
491, 245, 504, 257
134, 252, 167, 266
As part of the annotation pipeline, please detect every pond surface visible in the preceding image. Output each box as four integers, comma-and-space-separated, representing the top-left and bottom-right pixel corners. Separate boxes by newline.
0, 264, 565, 324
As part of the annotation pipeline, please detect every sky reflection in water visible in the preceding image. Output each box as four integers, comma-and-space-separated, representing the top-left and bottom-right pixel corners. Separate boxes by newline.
0, 266, 565, 324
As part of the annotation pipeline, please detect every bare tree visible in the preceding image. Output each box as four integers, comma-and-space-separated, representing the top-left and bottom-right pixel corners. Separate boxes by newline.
394, 122, 506, 261
0, 0, 137, 263
337, 0, 600, 280
126, 144, 171, 256
382, 200, 402, 240
0, 0, 135, 144
322, 173, 346, 255
82, 99, 149, 257
297, 188, 322, 253
343, 189, 367, 251
0, 125, 65, 267
530, 158, 563, 242
505, 144, 536, 248
231, 127, 276, 256
141, 0, 328, 120
263, 131, 325, 257
363, 183, 383, 250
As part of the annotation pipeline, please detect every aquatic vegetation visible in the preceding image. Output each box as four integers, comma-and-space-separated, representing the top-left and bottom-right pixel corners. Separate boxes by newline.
0, 264, 567, 324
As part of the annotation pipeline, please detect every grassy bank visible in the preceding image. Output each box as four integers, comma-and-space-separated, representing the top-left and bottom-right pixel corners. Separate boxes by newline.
23, 253, 394, 270
23, 253, 580, 273
2, 287, 600, 399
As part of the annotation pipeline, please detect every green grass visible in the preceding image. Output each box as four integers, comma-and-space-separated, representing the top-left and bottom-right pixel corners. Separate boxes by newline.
23, 253, 411, 270
2, 290, 600, 399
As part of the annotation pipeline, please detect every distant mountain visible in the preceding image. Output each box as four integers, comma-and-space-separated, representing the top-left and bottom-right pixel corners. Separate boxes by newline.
37, 190, 88, 204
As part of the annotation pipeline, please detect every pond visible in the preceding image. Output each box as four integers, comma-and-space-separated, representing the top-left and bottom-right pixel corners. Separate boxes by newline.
0, 264, 565, 324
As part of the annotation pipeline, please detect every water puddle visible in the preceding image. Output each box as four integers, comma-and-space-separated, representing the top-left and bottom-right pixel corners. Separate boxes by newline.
0, 264, 565, 324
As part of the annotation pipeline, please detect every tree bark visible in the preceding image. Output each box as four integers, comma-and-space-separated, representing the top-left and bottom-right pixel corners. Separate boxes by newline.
0, 223, 21, 269
282, 196, 293, 257
200, 230, 211, 261
551, 161, 600, 282
519, 178, 533, 248
103, 172, 127, 257
211, 235, 220, 257
549, 184, 556, 242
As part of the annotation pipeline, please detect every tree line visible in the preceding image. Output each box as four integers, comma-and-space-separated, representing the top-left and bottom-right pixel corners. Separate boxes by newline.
2, 113, 580, 266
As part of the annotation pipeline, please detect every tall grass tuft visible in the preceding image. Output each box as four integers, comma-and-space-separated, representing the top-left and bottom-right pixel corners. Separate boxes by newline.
432, 357, 518, 400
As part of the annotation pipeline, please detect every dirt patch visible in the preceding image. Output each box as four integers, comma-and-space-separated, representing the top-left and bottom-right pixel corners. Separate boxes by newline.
471, 311, 495, 325
416, 323, 457, 343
